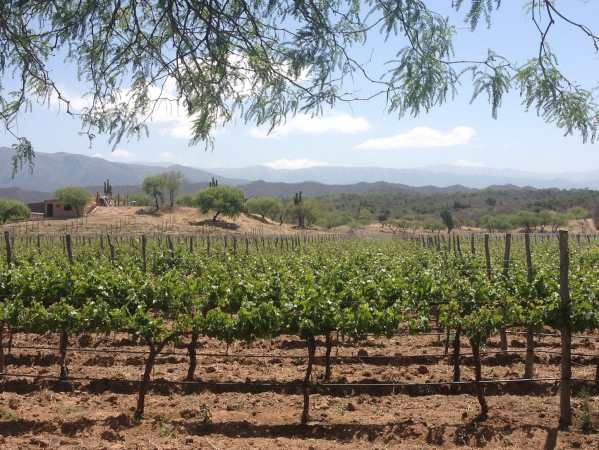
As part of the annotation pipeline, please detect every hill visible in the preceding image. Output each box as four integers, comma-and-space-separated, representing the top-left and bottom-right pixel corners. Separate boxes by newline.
238, 180, 474, 198
0, 187, 51, 203
0, 147, 245, 192
209, 164, 599, 189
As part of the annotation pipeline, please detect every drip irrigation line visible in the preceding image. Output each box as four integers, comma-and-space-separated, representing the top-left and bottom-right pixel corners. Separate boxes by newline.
7, 327, 599, 341
5, 344, 599, 361
0, 371, 591, 389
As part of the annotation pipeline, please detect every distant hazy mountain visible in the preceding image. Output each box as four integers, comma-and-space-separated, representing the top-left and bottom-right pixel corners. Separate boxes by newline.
0, 147, 245, 193
0, 187, 51, 203
210, 165, 598, 189
2, 146, 598, 196
238, 180, 474, 198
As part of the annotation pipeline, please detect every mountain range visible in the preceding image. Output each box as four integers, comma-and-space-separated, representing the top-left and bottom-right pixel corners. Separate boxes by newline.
210, 165, 599, 190
2, 146, 599, 203
0, 147, 243, 192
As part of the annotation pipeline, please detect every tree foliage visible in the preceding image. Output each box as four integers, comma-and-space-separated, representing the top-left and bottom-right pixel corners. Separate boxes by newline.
55, 187, 93, 217
440, 209, 455, 233
195, 186, 245, 221
246, 196, 283, 221
161, 171, 185, 208
0, 198, 30, 223
2, 1, 599, 170
142, 175, 166, 210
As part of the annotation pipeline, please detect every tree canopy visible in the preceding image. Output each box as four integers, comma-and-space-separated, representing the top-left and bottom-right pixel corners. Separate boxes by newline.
2, 1, 599, 170
161, 171, 185, 208
195, 186, 245, 221
440, 209, 455, 233
246, 196, 283, 221
142, 175, 166, 210
0, 199, 30, 223
55, 187, 93, 217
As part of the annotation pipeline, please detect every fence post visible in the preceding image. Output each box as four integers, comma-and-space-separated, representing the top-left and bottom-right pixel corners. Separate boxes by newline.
499, 233, 511, 352
4, 231, 12, 266
65, 234, 74, 264
484, 234, 491, 279
141, 235, 147, 273
558, 230, 572, 429
524, 232, 535, 378
107, 234, 115, 263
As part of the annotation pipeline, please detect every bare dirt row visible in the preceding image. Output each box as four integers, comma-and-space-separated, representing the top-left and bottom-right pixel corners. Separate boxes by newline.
1, 332, 598, 449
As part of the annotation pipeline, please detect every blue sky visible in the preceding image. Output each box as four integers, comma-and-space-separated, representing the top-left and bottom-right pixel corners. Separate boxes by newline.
2, 1, 599, 173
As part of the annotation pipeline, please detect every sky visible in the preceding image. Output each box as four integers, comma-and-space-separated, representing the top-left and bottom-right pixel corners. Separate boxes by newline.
2, 1, 599, 174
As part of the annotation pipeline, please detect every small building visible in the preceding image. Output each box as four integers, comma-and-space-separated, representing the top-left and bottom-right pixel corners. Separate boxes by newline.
27, 199, 80, 219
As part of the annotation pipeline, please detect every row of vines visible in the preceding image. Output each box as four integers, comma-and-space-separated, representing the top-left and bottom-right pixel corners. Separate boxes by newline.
0, 230, 598, 427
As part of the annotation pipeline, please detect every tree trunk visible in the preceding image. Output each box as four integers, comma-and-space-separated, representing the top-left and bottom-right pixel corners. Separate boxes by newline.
499, 327, 508, 352
0, 321, 5, 374
453, 327, 461, 382
59, 331, 69, 380
7, 326, 12, 354
524, 326, 535, 379
444, 328, 450, 356
470, 338, 488, 419
324, 332, 333, 381
186, 332, 198, 381
213, 211, 220, 221
301, 336, 316, 425
135, 345, 158, 421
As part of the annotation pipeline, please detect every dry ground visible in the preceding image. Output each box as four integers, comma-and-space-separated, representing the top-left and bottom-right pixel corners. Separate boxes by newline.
1, 331, 598, 449
346, 218, 598, 238
2, 207, 324, 236
4, 206, 596, 238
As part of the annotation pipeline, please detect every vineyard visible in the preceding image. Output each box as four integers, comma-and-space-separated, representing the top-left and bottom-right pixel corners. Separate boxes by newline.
1, 230, 599, 448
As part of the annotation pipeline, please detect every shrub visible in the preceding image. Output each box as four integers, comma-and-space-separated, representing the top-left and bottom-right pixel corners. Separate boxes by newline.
246, 196, 283, 220
195, 186, 245, 221
0, 199, 30, 223
55, 187, 93, 216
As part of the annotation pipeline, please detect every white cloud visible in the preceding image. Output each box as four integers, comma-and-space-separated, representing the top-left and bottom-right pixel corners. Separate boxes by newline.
249, 113, 371, 139
264, 159, 327, 170
159, 151, 176, 162
450, 159, 487, 168
355, 126, 476, 150
111, 148, 134, 160
94, 148, 136, 162
52, 78, 199, 140
158, 117, 195, 139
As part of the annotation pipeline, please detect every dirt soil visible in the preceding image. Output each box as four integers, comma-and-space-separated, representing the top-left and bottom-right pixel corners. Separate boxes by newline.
3, 207, 326, 236
1, 331, 598, 449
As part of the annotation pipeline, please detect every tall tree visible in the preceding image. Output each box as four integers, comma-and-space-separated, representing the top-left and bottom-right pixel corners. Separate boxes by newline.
195, 186, 245, 221
161, 171, 185, 208
2, 1, 599, 170
246, 196, 283, 221
440, 209, 455, 234
142, 175, 166, 211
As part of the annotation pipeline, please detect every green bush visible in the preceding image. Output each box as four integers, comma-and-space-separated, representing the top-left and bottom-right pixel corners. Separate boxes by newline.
195, 186, 245, 221
246, 196, 283, 220
142, 175, 166, 210
55, 187, 93, 217
0, 199, 30, 223
176, 194, 194, 207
